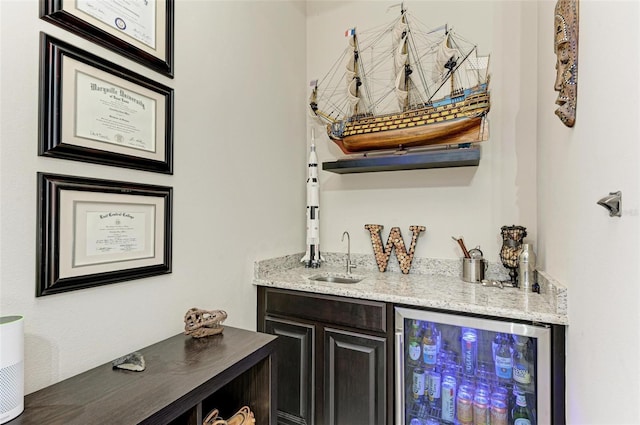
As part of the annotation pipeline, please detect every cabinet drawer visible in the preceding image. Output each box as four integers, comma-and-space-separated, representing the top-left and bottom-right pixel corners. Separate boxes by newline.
262, 288, 388, 334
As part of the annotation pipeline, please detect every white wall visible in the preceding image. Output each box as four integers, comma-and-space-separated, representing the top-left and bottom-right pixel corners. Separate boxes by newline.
537, 0, 640, 424
309, 1, 640, 424
0, 0, 307, 393
4, 1, 640, 422
307, 1, 539, 263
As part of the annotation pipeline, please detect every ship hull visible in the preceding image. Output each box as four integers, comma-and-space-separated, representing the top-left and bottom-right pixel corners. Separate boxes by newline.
328, 90, 490, 155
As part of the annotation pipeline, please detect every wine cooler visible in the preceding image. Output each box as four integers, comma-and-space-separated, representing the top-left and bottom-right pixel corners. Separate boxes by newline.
395, 307, 565, 425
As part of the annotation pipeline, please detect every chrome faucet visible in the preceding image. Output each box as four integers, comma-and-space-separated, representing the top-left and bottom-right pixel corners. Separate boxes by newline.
341, 231, 357, 274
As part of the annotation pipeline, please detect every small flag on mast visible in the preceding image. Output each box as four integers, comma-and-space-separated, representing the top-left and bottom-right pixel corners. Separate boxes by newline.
310, 79, 318, 87
345, 28, 356, 37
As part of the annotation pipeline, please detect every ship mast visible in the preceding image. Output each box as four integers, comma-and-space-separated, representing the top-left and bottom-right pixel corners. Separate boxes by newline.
308, 80, 337, 124
346, 29, 362, 116
401, 6, 413, 110
394, 5, 412, 111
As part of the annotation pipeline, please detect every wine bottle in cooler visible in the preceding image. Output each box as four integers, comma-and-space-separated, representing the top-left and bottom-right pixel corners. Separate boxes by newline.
512, 392, 532, 425
494, 335, 512, 382
407, 320, 423, 367
512, 336, 532, 386
434, 322, 442, 354
422, 323, 438, 367
492, 332, 502, 362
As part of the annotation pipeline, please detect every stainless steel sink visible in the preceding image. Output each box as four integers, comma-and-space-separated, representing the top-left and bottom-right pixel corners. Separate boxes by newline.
309, 274, 363, 284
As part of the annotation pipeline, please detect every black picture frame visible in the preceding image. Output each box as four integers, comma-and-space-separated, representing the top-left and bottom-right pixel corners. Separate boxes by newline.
40, 0, 174, 78
39, 33, 174, 174
37, 172, 173, 296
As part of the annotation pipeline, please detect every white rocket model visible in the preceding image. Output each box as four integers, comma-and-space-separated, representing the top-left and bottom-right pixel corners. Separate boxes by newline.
302, 141, 323, 268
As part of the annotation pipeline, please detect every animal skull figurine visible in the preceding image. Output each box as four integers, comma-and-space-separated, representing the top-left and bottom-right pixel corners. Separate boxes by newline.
184, 308, 227, 338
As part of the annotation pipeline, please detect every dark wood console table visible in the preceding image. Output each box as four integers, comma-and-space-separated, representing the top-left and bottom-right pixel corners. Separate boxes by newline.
8, 326, 277, 425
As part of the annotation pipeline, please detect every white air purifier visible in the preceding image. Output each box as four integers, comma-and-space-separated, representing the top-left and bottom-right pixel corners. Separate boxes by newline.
0, 316, 24, 424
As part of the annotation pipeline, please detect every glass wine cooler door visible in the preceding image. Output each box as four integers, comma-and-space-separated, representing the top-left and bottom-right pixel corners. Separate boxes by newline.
395, 307, 551, 425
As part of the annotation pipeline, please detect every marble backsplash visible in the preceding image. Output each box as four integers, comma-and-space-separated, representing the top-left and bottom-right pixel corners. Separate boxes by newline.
255, 252, 511, 280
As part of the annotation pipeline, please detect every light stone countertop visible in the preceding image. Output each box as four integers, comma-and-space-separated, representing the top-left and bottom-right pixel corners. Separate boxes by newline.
253, 253, 568, 325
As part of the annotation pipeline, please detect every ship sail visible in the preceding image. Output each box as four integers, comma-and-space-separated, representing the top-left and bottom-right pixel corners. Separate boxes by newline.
394, 40, 409, 109
395, 69, 409, 110
466, 55, 490, 84
309, 5, 491, 155
346, 78, 360, 114
433, 34, 460, 84
345, 36, 359, 115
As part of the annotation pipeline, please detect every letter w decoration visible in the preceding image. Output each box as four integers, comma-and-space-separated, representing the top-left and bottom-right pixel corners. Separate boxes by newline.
364, 224, 426, 274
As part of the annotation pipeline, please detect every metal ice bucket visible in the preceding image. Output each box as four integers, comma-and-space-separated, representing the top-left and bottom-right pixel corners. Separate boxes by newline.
462, 258, 487, 283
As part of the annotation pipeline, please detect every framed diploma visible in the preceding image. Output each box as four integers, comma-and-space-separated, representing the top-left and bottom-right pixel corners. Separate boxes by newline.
39, 33, 174, 174
40, 0, 174, 77
37, 172, 172, 296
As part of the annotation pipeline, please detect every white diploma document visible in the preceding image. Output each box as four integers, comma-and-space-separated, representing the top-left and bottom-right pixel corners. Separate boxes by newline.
76, 0, 156, 48
85, 211, 147, 257
75, 71, 156, 152
59, 193, 162, 276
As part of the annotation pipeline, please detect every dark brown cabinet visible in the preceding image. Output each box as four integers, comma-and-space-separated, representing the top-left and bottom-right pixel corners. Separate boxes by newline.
264, 318, 315, 425
323, 328, 386, 424
257, 287, 393, 425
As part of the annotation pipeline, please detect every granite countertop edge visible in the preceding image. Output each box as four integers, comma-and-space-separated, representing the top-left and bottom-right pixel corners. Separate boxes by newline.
253, 253, 569, 326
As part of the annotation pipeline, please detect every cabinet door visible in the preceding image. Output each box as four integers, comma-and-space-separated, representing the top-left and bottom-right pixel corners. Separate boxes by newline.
265, 317, 315, 425
324, 328, 386, 425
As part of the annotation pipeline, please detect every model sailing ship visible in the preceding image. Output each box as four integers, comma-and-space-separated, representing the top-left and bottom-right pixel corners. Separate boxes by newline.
309, 4, 491, 155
